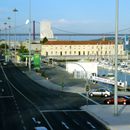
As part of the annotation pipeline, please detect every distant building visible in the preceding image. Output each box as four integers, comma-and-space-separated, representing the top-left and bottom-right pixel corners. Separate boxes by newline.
22, 41, 41, 53
40, 21, 54, 40
41, 40, 126, 60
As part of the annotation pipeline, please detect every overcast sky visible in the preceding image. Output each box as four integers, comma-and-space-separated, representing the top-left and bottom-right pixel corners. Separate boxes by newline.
0, 0, 130, 34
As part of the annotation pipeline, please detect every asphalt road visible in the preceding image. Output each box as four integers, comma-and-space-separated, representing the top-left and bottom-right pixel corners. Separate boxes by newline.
0, 61, 108, 130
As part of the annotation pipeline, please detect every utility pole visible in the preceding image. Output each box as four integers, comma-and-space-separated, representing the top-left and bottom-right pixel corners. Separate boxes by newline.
28, 0, 32, 71
13, 8, 18, 63
114, 0, 119, 116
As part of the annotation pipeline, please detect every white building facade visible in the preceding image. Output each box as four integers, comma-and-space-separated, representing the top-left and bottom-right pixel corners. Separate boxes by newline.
41, 40, 126, 60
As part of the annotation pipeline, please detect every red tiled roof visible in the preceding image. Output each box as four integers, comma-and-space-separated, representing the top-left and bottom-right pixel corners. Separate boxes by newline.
44, 40, 114, 45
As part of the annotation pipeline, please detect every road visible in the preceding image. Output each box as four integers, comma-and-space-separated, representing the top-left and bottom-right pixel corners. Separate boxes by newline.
0, 61, 107, 130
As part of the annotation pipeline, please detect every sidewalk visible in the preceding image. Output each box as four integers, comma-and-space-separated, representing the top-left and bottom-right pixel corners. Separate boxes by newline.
24, 69, 130, 130
81, 105, 130, 130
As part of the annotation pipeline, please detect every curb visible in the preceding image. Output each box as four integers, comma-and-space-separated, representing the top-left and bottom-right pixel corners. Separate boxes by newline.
83, 107, 111, 130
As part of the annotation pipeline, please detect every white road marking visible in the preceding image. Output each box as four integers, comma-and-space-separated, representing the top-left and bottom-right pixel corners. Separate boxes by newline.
0, 65, 27, 130
0, 96, 14, 99
63, 111, 68, 116
0, 80, 2, 83
73, 119, 80, 126
87, 121, 96, 129
61, 121, 69, 129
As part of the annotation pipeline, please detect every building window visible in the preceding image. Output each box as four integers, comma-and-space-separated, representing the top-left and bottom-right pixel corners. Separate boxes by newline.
60, 51, 62, 56
70, 51, 71, 55
65, 51, 67, 55
83, 51, 85, 55
51, 51, 53, 54
74, 51, 76, 54
88, 51, 89, 55
70, 46, 71, 49
78, 51, 80, 55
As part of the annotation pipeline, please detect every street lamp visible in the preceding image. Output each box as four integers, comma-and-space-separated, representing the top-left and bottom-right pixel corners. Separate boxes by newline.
73, 62, 89, 105
0, 29, 1, 41
4, 22, 7, 55
7, 17, 11, 51
28, 0, 32, 71
13, 8, 18, 63
114, 0, 119, 116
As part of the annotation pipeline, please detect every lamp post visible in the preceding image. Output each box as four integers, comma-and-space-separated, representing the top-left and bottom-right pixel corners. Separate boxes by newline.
7, 17, 11, 51
13, 8, 18, 63
114, 0, 119, 116
28, 0, 32, 71
4, 22, 7, 55
73, 62, 89, 105
0, 29, 1, 41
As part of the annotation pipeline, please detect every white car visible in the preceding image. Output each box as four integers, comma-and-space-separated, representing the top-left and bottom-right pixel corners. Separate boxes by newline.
89, 88, 111, 97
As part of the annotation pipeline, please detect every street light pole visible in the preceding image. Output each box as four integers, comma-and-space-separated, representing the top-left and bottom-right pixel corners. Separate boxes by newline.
13, 8, 18, 63
114, 0, 119, 116
7, 17, 11, 51
0, 29, 1, 41
73, 62, 89, 105
28, 0, 32, 71
4, 22, 7, 55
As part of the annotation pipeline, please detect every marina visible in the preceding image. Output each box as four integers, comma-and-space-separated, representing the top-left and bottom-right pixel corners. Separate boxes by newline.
97, 64, 130, 90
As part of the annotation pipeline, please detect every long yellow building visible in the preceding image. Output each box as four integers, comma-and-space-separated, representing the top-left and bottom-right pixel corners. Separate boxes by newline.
41, 40, 126, 60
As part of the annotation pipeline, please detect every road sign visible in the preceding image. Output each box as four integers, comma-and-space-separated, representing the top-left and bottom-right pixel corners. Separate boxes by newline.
34, 53, 40, 69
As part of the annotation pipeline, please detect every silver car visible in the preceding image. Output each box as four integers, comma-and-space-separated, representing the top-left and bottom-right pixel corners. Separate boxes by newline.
89, 88, 111, 97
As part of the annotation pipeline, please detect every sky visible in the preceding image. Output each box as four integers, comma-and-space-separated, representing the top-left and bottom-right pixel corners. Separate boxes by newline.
0, 0, 130, 34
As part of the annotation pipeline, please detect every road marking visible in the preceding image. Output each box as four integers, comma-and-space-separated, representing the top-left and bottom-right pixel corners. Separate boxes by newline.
40, 112, 54, 130
1, 65, 53, 130
0, 80, 2, 83
23, 126, 27, 130
64, 111, 68, 116
73, 119, 80, 126
40, 109, 84, 113
87, 121, 96, 129
21, 119, 24, 124
0, 96, 14, 99
0, 65, 27, 130
61, 121, 69, 129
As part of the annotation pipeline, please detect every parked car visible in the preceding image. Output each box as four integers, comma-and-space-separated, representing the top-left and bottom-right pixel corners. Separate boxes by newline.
104, 95, 130, 105
88, 88, 111, 97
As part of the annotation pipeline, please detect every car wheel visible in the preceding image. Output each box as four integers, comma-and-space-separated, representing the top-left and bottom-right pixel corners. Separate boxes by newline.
104, 94, 108, 97
90, 93, 93, 97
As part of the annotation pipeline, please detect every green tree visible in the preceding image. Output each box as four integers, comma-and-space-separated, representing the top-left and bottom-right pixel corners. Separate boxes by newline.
18, 45, 29, 54
40, 37, 48, 44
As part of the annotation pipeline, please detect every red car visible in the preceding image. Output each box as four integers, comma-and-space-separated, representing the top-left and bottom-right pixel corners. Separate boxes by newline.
104, 96, 130, 105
